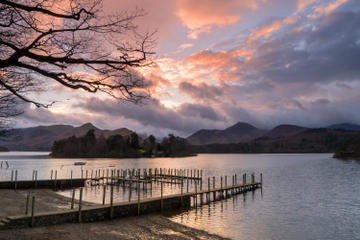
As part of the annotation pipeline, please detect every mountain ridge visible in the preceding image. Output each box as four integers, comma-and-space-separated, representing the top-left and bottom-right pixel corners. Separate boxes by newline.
0, 123, 134, 151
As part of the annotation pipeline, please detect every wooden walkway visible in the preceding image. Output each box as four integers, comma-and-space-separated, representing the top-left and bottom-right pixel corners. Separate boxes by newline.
0, 181, 261, 229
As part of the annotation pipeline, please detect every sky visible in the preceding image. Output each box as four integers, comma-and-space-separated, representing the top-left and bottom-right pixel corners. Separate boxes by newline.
16, 0, 360, 137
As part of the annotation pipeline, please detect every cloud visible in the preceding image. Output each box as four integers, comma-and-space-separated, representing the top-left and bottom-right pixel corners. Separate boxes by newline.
176, 0, 261, 38
178, 43, 193, 49
73, 97, 227, 136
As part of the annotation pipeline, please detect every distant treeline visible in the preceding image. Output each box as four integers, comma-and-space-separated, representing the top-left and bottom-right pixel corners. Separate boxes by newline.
51, 128, 360, 158
193, 128, 358, 154
334, 132, 360, 159
51, 130, 194, 158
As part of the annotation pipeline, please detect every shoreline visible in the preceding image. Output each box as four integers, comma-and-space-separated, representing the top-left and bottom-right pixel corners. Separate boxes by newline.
0, 189, 230, 240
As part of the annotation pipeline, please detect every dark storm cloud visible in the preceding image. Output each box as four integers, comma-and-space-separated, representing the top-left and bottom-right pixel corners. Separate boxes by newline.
74, 97, 226, 135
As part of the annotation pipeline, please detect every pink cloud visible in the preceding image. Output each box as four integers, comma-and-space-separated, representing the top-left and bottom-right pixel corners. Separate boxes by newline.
176, 0, 262, 38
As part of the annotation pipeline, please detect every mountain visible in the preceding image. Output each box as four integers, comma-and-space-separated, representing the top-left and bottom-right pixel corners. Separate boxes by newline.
258, 124, 307, 139
0, 123, 134, 151
194, 128, 359, 153
327, 123, 360, 131
186, 122, 266, 145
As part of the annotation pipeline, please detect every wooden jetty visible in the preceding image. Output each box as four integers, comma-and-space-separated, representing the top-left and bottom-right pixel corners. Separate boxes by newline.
0, 181, 261, 229
0, 178, 86, 189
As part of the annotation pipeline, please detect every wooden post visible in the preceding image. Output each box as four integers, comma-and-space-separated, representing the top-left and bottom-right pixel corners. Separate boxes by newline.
161, 181, 164, 212
225, 176, 227, 197
102, 185, 106, 205
260, 173, 263, 185
186, 178, 189, 193
220, 176, 223, 199
86, 170, 88, 179
11, 170, 14, 181
34, 171, 38, 188
70, 170, 73, 187
91, 170, 93, 180
54, 170, 57, 188
195, 181, 198, 206
30, 196, 35, 227
181, 179, 184, 207
78, 188, 83, 223
128, 182, 132, 202
51, 170, 53, 180
14, 170, 18, 189
213, 176, 216, 200
137, 181, 141, 216
110, 185, 114, 219
25, 192, 30, 215
71, 188, 75, 209
208, 177, 210, 203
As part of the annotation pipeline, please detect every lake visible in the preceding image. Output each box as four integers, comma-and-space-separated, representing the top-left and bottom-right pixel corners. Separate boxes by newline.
0, 152, 359, 240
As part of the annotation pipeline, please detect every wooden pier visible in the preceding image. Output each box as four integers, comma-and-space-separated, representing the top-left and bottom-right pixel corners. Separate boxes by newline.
0, 181, 261, 229
0, 178, 86, 189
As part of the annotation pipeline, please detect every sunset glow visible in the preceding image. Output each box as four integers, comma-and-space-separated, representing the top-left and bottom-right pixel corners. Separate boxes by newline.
16, 0, 360, 137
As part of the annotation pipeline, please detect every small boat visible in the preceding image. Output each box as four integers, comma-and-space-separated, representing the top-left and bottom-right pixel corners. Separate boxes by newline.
74, 161, 86, 166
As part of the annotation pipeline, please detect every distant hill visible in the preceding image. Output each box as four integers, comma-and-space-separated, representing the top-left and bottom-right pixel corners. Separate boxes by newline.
327, 123, 360, 131
0, 123, 134, 151
193, 128, 358, 153
186, 122, 266, 145
258, 124, 307, 140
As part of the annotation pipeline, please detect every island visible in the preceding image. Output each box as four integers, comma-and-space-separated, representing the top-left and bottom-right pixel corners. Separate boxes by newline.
51, 129, 194, 158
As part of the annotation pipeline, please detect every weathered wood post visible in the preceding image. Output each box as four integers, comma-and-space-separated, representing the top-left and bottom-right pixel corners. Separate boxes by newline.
34, 171, 38, 188
195, 180, 198, 206
30, 196, 35, 227
71, 188, 75, 209
54, 170, 57, 188
11, 170, 14, 182
102, 185, 106, 205
14, 170, 18, 189
181, 179, 184, 207
78, 188, 83, 223
207, 177, 210, 203
161, 181, 164, 212
51, 169, 53, 180
128, 182, 132, 202
220, 176, 223, 199
110, 184, 114, 219
260, 173, 263, 186
225, 176, 227, 197
137, 181, 141, 216
186, 178, 189, 193
25, 192, 30, 215
70, 170, 73, 187
213, 176, 216, 200
86, 170, 88, 180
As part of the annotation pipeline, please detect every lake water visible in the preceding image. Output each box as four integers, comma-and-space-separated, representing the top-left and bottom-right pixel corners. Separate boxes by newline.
0, 152, 359, 240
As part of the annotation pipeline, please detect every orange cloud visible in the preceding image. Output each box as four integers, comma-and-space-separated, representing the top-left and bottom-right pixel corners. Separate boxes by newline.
176, 0, 262, 38
297, 0, 318, 11
247, 20, 282, 43
310, 0, 349, 18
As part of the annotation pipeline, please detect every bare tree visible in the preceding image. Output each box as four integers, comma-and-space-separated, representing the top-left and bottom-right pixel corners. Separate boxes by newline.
0, 0, 155, 108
